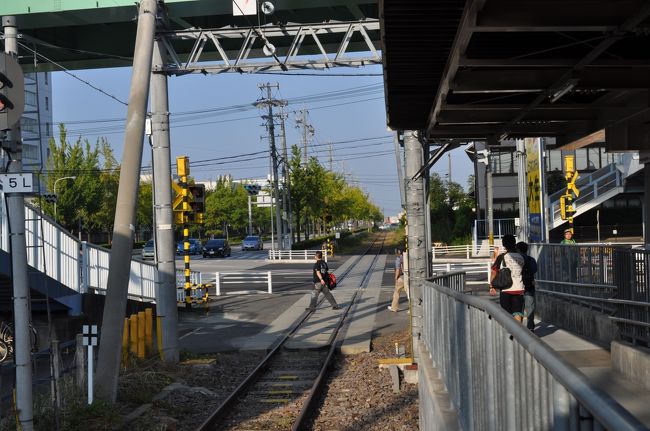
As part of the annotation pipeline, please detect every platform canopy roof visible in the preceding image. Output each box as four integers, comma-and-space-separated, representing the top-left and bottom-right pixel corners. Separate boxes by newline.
1, 0, 378, 71
380, 0, 650, 150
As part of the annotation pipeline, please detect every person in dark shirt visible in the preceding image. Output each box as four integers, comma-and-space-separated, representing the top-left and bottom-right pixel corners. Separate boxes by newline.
307, 251, 340, 311
517, 241, 538, 332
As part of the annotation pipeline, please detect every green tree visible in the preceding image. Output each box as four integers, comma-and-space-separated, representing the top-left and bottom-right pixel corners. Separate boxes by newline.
43, 125, 107, 237
204, 178, 250, 237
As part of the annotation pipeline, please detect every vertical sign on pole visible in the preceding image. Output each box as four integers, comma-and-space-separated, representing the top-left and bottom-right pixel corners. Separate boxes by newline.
525, 138, 545, 242
82, 325, 98, 404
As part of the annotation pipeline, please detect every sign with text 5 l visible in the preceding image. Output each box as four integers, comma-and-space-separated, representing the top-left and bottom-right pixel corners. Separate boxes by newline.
0, 173, 33, 193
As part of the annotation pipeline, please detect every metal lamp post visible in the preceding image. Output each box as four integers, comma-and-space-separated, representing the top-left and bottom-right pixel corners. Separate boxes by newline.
53, 176, 77, 222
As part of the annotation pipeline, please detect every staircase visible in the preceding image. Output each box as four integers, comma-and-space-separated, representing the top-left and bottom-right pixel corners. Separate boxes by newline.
548, 153, 643, 230
0, 201, 158, 315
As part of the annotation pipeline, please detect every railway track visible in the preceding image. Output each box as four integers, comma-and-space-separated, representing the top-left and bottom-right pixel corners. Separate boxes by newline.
196, 233, 386, 431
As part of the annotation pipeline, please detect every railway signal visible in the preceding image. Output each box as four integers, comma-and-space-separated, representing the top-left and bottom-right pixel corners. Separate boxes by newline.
0, 53, 24, 131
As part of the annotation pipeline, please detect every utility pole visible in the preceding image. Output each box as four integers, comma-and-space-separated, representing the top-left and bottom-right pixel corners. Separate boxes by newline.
328, 140, 333, 171
256, 83, 285, 250
3, 16, 34, 431
486, 150, 494, 247
96, 0, 157, 403
279, 111, 293, 248
150, 29, 179, 362
448, 152, 452, 188
295, 109, 313, 166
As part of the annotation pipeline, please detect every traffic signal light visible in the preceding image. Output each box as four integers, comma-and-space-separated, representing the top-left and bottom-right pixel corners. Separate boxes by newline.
244, 184, 261, 195
0, 53, 24, 132
188, 184, 205, 213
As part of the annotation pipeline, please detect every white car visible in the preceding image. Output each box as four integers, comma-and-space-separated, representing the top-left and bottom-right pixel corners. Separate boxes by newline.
242, 236, 263, 251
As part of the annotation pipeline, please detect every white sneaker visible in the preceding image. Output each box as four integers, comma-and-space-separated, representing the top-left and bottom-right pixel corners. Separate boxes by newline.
387, 306, 397, 312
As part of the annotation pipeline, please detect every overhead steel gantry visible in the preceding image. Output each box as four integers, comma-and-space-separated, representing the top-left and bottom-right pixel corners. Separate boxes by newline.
2, 0, 380, 72
157, 20, 381, 75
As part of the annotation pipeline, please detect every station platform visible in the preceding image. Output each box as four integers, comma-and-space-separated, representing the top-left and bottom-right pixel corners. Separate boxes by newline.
535, 321, 650, 427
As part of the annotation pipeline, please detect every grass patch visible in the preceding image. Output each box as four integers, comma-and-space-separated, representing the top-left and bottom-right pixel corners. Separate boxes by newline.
117, 366, 174, 407
1, 376, 122, 431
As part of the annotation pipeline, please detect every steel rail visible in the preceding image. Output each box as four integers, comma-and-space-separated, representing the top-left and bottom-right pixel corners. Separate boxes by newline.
195, 233, 386, 431
291, 234, 385, 431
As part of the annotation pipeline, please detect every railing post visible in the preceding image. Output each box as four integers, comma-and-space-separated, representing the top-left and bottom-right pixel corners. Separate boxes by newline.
553, 381, 571, 431
505, 335, 516, 430
486, 262, 492, 284
447, 263, 451, 272
81, 241, 89, 293
432, 246, 436, 260
267, 271, 272, 294
466, 245, 470, 259
304, 249, 308, 260
215, 272, 221, 296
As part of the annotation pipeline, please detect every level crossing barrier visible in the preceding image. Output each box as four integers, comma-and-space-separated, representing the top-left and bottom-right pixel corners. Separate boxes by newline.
268, 249, 328, 262
421, 272, 646, 430
214, 271, 272, 295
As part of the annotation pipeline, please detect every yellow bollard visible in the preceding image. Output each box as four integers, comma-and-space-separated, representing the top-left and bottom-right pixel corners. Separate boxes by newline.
129, 314, 138, 355
145, 308, 153, 356
122, 318, 129, 367
157, 316, 163, 360
137, 311, 145, 359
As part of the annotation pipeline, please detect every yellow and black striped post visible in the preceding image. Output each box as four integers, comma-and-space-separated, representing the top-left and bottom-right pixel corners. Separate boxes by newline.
177, 156, 193, 310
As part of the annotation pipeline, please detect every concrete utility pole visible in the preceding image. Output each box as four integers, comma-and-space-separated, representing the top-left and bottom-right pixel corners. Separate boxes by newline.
328, 140, 333, 171
279, 112, 293, 248
296, 109, 313, 166
150, 33, 179, 362
96, 0, 157, 403
403, 130, 427, 363
3, 16, 34, 431
516, 139, 529, 242
256, 83, 284, 250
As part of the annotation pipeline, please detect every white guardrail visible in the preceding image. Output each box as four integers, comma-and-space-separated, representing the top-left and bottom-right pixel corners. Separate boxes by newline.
432, 244, 496, 259
431, 261, 492, 285
0, 202, 162, 303
214, 271, 272, 295
268, 249, 328, 262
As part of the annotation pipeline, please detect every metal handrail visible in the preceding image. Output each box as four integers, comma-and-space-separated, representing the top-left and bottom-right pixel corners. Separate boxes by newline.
422, 274, 646, 430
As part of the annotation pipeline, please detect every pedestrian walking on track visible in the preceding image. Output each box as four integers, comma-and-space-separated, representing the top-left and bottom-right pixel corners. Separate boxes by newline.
307, 251, 340, 311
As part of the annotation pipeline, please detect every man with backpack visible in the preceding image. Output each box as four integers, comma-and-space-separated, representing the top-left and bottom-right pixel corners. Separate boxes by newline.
517, 242, 538, 332
307, 251, 340, 311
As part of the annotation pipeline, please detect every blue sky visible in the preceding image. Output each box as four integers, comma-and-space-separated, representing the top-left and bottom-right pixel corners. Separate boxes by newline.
51, 64, 473, 217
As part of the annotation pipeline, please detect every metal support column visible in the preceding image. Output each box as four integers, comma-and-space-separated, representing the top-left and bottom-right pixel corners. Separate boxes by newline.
403, 130, 427, 362
3, 16, 34, 431
394, 133, 406, 209
96, 0, 157, 402
248, 194, 253, 236
516, 139, 529, 242
486, 150, 494, 246
150, 35, 179, 362
643, 154, 650, 248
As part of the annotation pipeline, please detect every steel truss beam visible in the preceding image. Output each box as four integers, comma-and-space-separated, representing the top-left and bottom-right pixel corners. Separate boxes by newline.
155, 20, 381, 75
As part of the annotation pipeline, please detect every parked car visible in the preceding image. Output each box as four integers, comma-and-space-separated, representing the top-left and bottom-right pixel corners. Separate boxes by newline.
203, 239, 231, 258
176, 239, 202, 255
141, 239, 155, 260
241, 235, 263, 251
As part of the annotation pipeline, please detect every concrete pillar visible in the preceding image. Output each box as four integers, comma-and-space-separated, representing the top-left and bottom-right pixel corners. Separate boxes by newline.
150, 35, 179, 362
403, 130, 427, 362
95, 0, 157, 402
643, 153, 650, 248
516, 139, 529, 242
